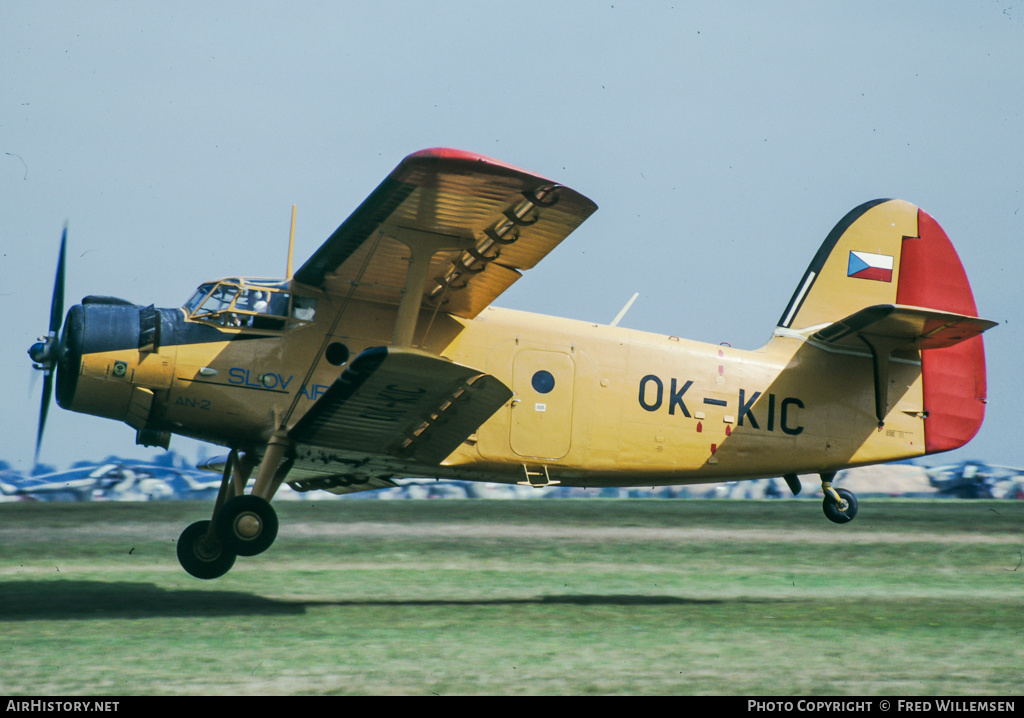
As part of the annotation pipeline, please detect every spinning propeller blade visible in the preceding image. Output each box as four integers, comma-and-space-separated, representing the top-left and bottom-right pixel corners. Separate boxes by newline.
30, 226, 68, 465
50, 226, 67, 335
36, 373, 53, 465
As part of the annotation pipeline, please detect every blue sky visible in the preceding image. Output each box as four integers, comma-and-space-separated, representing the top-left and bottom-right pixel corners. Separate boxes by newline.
4, 1, 1022, 472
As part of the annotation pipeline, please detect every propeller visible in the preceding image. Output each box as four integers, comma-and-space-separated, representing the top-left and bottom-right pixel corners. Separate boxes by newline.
27, 225, 68, 464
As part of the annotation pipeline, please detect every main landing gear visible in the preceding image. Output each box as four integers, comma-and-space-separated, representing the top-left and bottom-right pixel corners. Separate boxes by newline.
176, 439, 291, 579
783, 472, 860, 524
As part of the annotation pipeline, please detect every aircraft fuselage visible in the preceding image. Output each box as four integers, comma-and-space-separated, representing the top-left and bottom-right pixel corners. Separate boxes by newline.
58, 293, 927, 489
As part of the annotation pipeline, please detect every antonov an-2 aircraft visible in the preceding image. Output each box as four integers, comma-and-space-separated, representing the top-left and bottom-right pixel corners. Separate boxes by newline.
28, 148, 996, 579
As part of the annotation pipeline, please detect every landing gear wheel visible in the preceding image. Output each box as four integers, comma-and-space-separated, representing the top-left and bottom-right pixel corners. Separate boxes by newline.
216, 495, 279, 557
823, 488, 859, 524
177, 520, 236, 579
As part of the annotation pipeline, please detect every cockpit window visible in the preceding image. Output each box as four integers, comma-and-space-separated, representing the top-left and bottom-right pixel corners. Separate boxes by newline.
184, 284, 215, 315
183, 279, 317, 331
197, 284, 240, 317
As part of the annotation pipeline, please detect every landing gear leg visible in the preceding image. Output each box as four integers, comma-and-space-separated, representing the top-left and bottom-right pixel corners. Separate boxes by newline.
176, 443, 290, 578
212, 434, 292, 558
820, 472, 858, 524
250, 432, 293, 502
176, 442, 286, 577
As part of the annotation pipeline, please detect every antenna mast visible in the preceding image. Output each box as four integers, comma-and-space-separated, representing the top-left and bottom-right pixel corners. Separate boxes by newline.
286, 205, 297, 279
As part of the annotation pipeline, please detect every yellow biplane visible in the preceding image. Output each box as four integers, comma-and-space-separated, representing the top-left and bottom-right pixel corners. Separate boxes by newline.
28, 148, 996, 578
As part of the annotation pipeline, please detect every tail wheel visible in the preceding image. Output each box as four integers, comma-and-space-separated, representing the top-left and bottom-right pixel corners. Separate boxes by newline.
216, 495, 279, 557
177, 520, 236, 580
823, 488, 859, 524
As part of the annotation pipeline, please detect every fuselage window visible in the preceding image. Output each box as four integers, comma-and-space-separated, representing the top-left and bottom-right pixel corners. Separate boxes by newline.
292, 296, 317, 323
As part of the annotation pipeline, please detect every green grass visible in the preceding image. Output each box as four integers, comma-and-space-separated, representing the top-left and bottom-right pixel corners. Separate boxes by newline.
1, 499, 1022, 695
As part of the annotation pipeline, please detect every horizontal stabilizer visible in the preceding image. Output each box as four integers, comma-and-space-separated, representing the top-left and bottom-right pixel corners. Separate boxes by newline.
290, 346, 512, 465
811, 304, 997, 352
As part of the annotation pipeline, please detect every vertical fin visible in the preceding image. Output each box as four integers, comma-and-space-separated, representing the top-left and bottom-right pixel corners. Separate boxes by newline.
778, 199, 913, 331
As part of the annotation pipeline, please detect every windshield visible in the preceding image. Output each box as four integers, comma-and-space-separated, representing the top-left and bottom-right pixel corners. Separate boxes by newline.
184, 284, 215, 315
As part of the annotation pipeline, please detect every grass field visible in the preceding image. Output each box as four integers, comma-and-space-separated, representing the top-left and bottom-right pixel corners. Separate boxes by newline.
1, 498, 1021, 695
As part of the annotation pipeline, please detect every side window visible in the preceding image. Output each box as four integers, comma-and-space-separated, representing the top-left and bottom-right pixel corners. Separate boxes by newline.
239, 289, 270, 314
267, 292, 290, 317
292, 296, 317, 323
245, 289, 288, 330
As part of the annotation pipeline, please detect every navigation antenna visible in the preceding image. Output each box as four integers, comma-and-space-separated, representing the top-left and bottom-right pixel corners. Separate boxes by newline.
609, 292, 639, 327
286, 205, 297, 279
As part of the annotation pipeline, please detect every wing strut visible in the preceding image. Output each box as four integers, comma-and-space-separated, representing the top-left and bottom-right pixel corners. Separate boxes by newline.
390, 228, 476, 347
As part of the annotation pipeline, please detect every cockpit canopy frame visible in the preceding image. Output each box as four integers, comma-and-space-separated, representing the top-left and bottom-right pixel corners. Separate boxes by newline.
183, 278, 317, 331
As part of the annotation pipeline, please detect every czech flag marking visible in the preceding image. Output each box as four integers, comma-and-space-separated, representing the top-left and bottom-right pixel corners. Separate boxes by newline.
847, 250, 893, 282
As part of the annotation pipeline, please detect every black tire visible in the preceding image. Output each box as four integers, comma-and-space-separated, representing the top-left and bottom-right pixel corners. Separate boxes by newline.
177, 520, 236, 579
823, 488, 858, 524
216, 495, 279, 557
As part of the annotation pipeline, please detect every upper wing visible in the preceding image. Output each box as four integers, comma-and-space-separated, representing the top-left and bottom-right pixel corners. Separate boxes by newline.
293, 148, 598, 319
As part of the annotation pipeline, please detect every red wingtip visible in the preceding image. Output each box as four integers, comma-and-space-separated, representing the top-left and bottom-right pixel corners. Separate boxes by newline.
400, 147, 552, 181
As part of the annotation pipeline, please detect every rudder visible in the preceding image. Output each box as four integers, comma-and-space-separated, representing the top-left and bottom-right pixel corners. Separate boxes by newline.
897, 209, 988, 453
